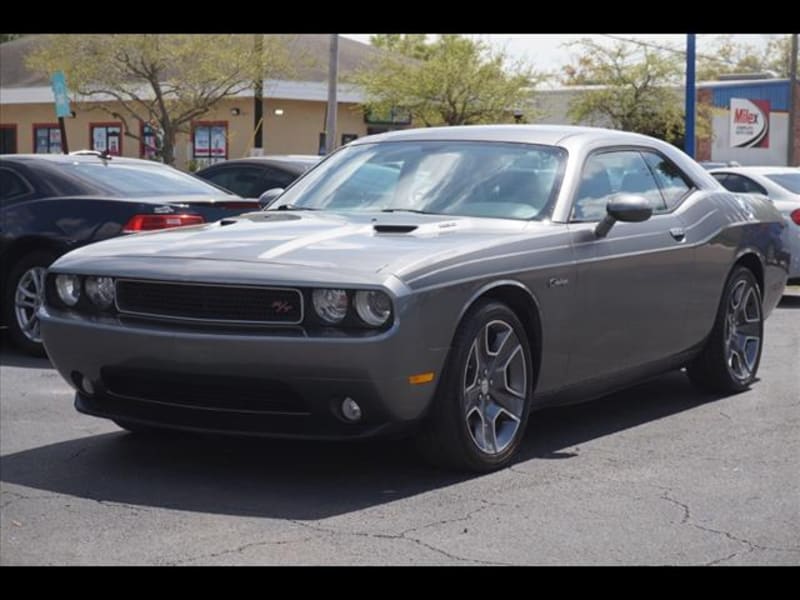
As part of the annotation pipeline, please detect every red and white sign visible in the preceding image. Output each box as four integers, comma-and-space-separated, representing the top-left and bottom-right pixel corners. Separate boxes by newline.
730, 98, 770, 148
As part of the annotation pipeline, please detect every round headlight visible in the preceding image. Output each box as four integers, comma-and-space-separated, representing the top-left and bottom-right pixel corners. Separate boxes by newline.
85, 276, 115, 309
354, 290, 392, 327
312, 288, 349, 324
55, 274, 81, 307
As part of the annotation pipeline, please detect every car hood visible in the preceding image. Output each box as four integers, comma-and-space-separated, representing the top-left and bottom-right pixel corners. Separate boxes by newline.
53, 211, 557, 285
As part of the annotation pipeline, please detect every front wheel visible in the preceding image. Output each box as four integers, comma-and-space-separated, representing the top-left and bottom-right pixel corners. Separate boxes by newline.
687, 266, 763, 394
416, 300, 534, 472
3, 251, 56, 357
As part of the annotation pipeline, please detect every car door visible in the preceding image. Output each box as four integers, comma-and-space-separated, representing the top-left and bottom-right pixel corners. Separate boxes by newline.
565, 148, 696, 384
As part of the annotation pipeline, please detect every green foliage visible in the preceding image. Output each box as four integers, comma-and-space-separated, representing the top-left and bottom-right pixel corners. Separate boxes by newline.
370, 34, 431, 60
562, 38, 708, 144
0, 34, 24, 44
697, 34, 794, 80
356, 35, 539, 127
27, 34, 293, 165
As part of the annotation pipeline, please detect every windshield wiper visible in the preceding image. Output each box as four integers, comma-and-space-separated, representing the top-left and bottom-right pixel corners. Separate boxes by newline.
380, 208, 433, 215
274, 204, 320, 211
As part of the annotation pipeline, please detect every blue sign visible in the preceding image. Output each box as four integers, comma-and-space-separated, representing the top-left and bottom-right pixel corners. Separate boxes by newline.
50, 71, 71, 118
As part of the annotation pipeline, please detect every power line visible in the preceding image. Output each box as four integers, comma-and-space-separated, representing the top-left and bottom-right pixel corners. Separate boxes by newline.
600, 34, 740, 67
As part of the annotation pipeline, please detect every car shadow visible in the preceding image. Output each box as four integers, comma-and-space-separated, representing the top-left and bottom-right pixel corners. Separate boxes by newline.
0, 342, 54, 370
777, 294, 800, 309
0, 371, 722, 520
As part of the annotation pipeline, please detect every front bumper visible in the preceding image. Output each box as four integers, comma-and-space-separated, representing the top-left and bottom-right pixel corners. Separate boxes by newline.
40, 307, 448, 439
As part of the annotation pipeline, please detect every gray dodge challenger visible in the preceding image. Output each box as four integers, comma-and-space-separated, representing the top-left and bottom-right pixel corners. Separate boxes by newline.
39, 125, 789, 471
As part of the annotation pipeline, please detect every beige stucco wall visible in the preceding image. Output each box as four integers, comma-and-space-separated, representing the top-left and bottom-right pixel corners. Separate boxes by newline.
1, 96, 369, 169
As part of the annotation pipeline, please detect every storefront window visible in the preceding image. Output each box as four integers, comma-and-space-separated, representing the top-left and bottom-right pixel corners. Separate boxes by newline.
193, 122, 228, 168
90, 123, 122, 156
34, 125, 62, 154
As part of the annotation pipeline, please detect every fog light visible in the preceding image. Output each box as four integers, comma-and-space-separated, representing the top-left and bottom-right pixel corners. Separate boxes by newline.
341, 397, 362, 422
81, 376, 95, 395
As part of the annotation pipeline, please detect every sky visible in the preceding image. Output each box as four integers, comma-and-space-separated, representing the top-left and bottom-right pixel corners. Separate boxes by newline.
341, 34, 778, 79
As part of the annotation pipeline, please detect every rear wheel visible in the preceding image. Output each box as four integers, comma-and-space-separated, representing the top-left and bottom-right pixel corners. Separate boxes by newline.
416, 300, 534, 472
3, 251, 56, 357
687, 266, 763, 394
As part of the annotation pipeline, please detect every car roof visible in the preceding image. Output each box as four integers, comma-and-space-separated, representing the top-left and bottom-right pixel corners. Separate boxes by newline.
350, 124, 663, 148
0, 153, 171, 167
709, 166, 799, 176
196, 155, 320, 173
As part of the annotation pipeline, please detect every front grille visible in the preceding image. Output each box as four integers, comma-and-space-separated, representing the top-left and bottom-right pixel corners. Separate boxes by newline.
102, 368, 309, 415
115, 279, 303, 324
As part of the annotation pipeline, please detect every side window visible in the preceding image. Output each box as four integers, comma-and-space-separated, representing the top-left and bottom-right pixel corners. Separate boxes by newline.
0, 168, 32, 205
572, 150, 665, 221
717, 174, 767, 196
203, 167, 265, 198
740, 176, 767, 196
641, 151, 692, 209
260, 167, 296, 194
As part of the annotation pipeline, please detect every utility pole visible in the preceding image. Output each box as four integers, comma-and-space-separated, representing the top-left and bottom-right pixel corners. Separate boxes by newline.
788, 34, 798, 166
684, 34, 696, 158
325, 33, 339, 155
253, 34, 264, 156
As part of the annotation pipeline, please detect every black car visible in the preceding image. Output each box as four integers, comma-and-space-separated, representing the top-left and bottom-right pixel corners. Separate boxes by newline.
195, 155, 320, 200
1, 153, 261, 355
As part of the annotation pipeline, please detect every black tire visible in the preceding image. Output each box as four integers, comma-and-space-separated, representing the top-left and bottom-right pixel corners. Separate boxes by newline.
3, 250, 57, 357
415, 299, 534, 472
113, 419, 165, 436
686, 266, 764, 394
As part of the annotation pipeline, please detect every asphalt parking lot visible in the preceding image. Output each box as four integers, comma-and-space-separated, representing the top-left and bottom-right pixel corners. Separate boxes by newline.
1, 292, 798, 565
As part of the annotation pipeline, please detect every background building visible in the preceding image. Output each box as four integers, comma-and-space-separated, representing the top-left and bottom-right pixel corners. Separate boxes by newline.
0, 35, 410, 170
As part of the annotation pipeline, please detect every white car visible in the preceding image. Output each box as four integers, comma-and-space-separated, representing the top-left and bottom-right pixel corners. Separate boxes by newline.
710, 167, 800, 282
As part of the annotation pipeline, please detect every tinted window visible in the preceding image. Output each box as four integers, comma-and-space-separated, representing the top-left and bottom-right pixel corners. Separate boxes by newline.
642, 151, 692, 209
765, 173, 800, 194
261, 167, 296, 193
572, 150, 665, 221
0, 168, 31, 204
54, 162, 226, 197
203, 166, 268, 198
275, 141, 566, 221
717, 174, 767, 195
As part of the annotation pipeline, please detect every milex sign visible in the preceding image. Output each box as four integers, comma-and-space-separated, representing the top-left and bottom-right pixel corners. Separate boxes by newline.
729, 98, 770, 148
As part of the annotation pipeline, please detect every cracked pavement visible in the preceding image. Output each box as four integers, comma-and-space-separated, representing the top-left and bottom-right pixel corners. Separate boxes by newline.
1, 292, 798, 565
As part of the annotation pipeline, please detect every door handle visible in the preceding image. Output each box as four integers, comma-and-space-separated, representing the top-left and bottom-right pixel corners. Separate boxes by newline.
669, 227, 685, 242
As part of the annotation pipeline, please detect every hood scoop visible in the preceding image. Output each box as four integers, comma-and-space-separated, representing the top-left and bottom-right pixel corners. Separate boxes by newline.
373, 224, 418, 234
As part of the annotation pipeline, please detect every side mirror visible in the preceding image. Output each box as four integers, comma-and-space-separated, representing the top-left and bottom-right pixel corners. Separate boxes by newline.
595, 194, 653, 238
258, 187, 285, 209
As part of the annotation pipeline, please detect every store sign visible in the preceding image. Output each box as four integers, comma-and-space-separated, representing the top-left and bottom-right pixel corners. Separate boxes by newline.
50, 71, 71, 118
730, 98, 770, 148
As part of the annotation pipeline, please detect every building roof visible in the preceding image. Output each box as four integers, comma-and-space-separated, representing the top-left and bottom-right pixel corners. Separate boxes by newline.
0, 34, 386, 89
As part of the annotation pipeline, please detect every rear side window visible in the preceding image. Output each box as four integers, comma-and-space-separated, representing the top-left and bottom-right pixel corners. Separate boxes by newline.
202, 166, 266, 198
716, 173, 767, 196
641, 151, 692, 209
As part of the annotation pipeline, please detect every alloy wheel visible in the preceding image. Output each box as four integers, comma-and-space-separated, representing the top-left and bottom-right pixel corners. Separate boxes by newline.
13, 266, 47, 343
724, 279, 761, 383
463, 319, 528, 455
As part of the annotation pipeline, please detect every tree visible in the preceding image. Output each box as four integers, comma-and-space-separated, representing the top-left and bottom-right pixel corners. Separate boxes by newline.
0, 34, 24, 44
355, 35, 540, 127
697, 34, 794, 80
27, 34, 293, 165
562, 38, 706, 145
370, 34, 431, 61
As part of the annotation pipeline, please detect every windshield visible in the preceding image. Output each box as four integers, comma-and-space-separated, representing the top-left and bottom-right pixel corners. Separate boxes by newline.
271, 141, 566, 220
765, 172, 800, 194
59, 161, 230, 197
